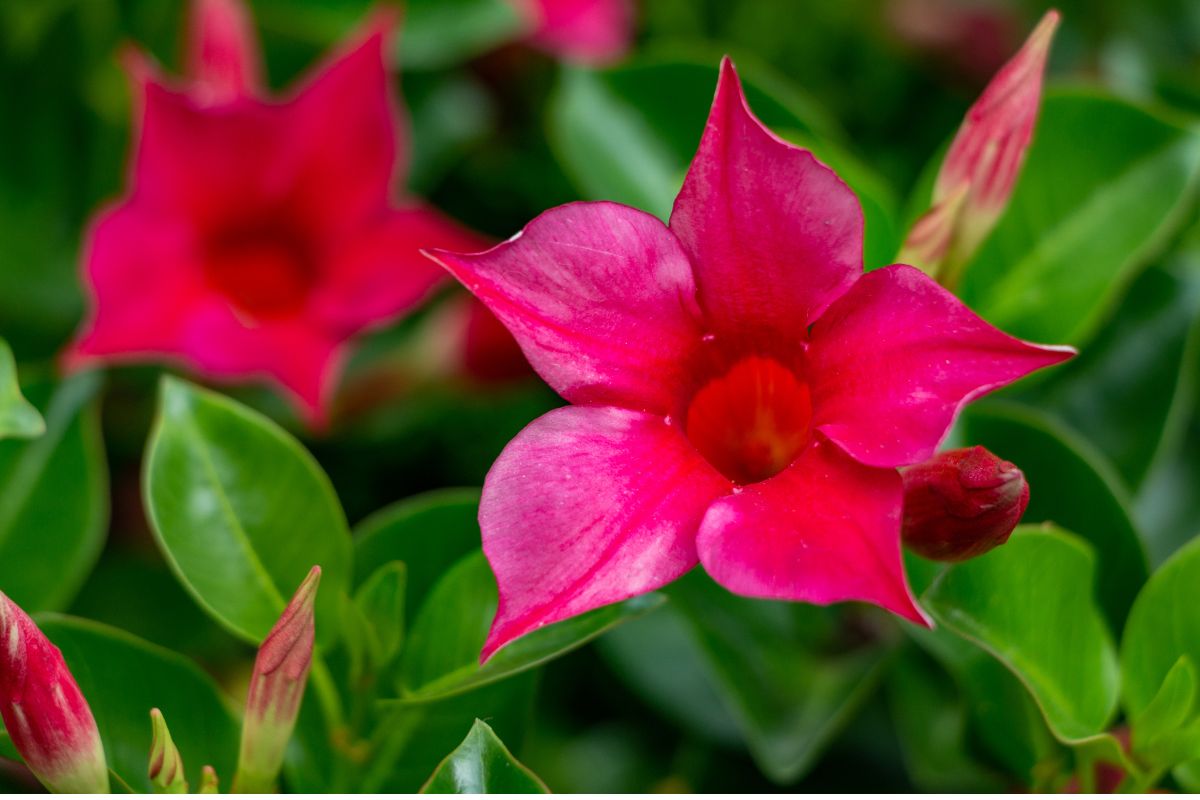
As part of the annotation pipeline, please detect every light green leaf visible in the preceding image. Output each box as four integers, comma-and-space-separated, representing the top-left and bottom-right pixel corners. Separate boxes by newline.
1130, 656, 1200, 772
961, 402, 1149, 628
0, 371, 107, 611
143, 377, 351, 647
355, 561, 407, 668
420, 719, 548, 793
0, 339, 43, 439
961, 89, 1200, 346
924, 526, 1120, 743
396, 551, 661, 702
34, 615, 240, 794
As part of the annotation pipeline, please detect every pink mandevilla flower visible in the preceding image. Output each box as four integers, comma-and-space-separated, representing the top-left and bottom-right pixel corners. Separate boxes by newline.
428, 58, 1074, 661
513, 0, 634, 64
67, 0, 486, 425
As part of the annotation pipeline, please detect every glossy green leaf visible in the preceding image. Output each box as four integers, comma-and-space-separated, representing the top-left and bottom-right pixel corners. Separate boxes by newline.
143, 377, 352, 647
1130, 656, 1200, 772
1136, 407, 1200, 566
1016, 258, 1200, 491
961, 89, 1200, 346
1122, 536, 1200, 717
0, 338, 42, 439
665, 570, 891, 783
924, 526, 1120, 742
396, 551, 662, 701
399, 0, 527, 70
0, 371, 107, 611
420, 719, 549, 793
356, 561, 407, 668
961, 402, 1148, 627
353, 488, 481, 614
34, 615, 240, 794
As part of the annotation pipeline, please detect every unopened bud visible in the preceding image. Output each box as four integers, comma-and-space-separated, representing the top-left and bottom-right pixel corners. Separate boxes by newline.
199, 765, 220, 794
0, 591, 108, 793
901, 447, 1029, 562
232, 566, 320, 793
148, 709, 187, 793
900, 10, 1059, 287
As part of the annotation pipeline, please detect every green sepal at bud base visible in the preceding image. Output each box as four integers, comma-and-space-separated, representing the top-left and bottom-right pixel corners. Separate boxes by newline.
232, 566, 320, 793
899, 10, 1059, 288
0, 591, 109, 794
148, 708, 188, 793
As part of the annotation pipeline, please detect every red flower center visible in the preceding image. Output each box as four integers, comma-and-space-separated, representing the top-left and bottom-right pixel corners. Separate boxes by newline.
684, 355, 813, 485
204, 225, 317, 320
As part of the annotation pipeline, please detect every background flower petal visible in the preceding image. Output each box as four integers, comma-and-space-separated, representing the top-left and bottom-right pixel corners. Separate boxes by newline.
669, 58, 863, 343
427, 201, 705, 414
810, 263, 1074, 468
480, 405, 730, 659
695, 437, 925, 623
186, 0, 264, 103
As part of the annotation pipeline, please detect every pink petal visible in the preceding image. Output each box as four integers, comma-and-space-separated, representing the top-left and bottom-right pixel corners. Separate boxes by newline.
669, 58, 863, 343
426, 201, 705, 415
518, 0, 634, 64
809, 264, 1074, 468
186, 0, 264, 103
480, 406, 730, 660
314, 204, 488, 334
68, 203, 206, 364
283, 14, 405, 235
696, 437, 926, 624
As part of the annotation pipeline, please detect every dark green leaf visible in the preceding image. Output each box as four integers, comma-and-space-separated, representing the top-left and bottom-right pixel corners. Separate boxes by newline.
143, 377, 352, 647
961, 402, 1149, 627
961, 89, 1200, 346
356, 561, 407, 668
34, 615, 240, 794
0, 338, 43, 439
1136, 410, 1200, 566
665, 570, 892, 783
420, 719, 549, 793
924, 526, 1120, 742
397, 551, 662, 701
0, 371, 107, 611
399, 0, 527, 70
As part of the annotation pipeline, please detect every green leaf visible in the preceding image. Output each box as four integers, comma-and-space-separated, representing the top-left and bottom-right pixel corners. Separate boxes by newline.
1136, 403, 1200, 566
396, 550, 661, 702
665, 570, 892, 783
420, 719, 549, 793
1015, 258, 1200, 491
924, 526, 1120, 742
0, 371, 107, 611
34, 615, 240, 794
353, 488, 482, 615
399, 0, 527, 70
1122, 536, 1200, 717
961, 89, 1200, 346
1130, 656, 1200, 771
143, 377, 352, 647
355, 561, 407, 669
961, 402, 1149, 628
0, 338, 43, 439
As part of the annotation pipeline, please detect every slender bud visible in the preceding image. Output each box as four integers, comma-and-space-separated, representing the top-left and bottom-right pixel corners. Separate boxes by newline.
0, 591, 108, 793
148, 709, 188, 793
899, 10, 1059, 287
232, 566, 320, 793
901, 446, 1029, 562
199, 765, 220, 794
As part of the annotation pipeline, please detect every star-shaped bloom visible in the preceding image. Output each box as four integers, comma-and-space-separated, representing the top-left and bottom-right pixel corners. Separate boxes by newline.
67, 0, 485, 425
513, 0, 634, 64
428, 58, 1074, 660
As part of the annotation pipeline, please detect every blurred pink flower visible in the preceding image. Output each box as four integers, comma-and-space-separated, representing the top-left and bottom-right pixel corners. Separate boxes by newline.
900, 10, 1059, 286
68, 0, 485, 426
512, 0, 633, 64
0, 592, 108, 794
429, 58, 1074, 660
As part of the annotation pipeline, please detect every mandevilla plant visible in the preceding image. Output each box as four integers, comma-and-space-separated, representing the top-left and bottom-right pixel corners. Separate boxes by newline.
1, 0, 1198, 794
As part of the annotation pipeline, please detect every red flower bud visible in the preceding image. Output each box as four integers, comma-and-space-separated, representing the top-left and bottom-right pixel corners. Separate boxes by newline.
901, 446, 1029, 562
0, 591, 108, 793
232, 566, 320, 793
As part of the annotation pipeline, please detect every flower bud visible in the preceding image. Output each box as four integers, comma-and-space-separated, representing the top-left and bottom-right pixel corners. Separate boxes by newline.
148, 708, 188, 793
0, 591, 109, 793
232, 566, 320, 793
899, 10, 1059, 287
199, 765, 220, 794
901, 447, 1029, 562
